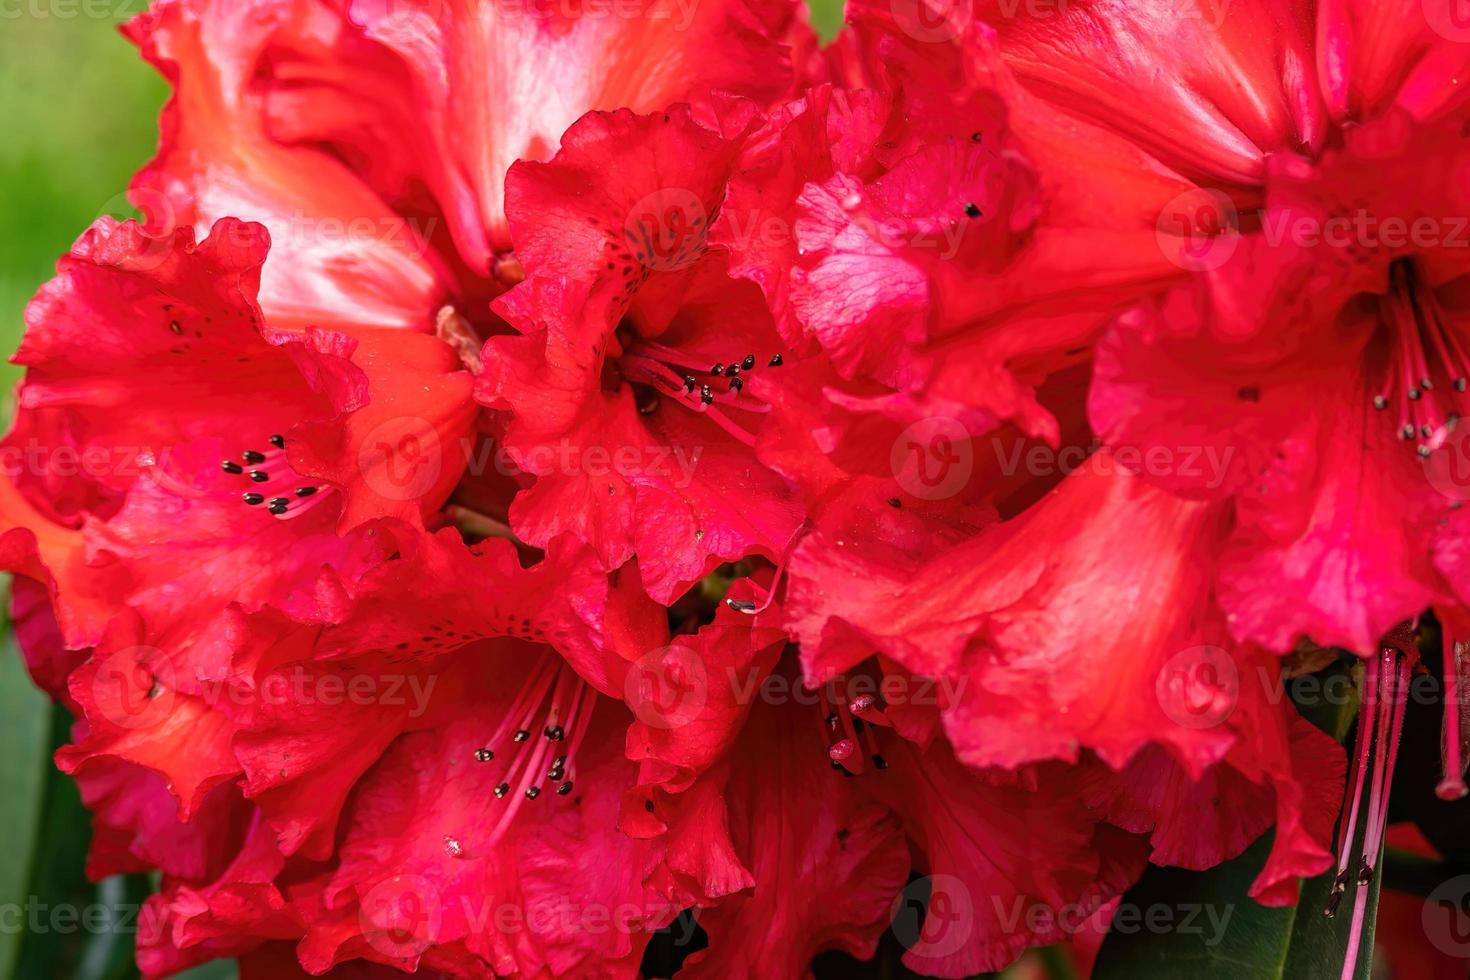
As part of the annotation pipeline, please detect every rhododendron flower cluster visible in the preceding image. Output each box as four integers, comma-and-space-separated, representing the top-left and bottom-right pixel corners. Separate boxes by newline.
3, 0, 1468, 977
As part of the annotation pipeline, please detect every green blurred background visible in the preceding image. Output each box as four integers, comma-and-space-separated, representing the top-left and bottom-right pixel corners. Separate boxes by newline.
1, 12, 176, 980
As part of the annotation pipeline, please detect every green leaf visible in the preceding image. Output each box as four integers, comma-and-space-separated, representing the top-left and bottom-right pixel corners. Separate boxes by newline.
1092, 833, 1382, 980
172, 961, 239, 980
1094, 659, 1383, 980
0, 629, 55, 979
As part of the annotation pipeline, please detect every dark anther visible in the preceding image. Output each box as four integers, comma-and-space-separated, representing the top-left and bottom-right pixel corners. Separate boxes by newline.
1458, 378, 1468, 392
295, 487, 317, 497
249, 471, 270, 483
221, 461, 243, 475
644, 799, 655, 813
268, 500, 289, 515
729, 377, 743, 392
1357, 859, 1373, 885
1372, 395, 1388, 410
964, 202, 981, 218
700, 385, 714, 405
525, 786, 542, 800
268, 434, 285, 448
768, 354, 783, 367
1409, 388, 1422, 401
683, 375, 697, 392
725, 598, 757, 613
711, 363, 725, 376
887, 497, 902, 508
242, 450, 267, 464
544, 725, 565, 741
475, 748, 494, 762
1324, 891, 1342, 918
513, 729, 530, 743
557, 781, 574, 795
243, 493, 265, 506
872, 754, 889, 770
548, 765, 565, 780
494, 783, 510, 798
741, 354, 756, 370
725, 364, 740, 378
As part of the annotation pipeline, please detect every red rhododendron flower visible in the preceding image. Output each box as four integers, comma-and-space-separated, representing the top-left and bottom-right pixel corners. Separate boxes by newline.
3, 0, 1468, 978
